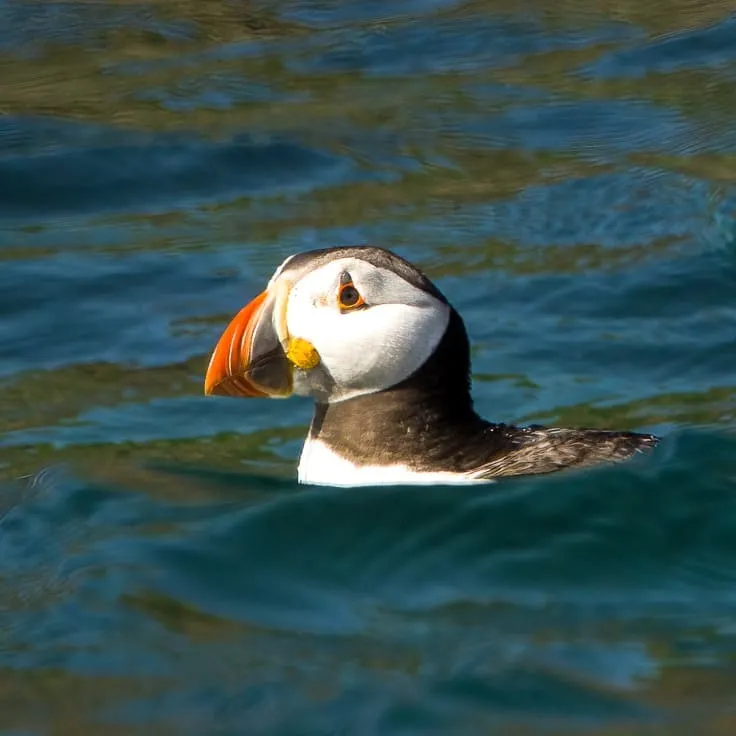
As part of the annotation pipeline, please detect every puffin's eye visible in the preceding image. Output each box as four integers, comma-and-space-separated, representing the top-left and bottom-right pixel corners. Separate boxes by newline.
338, 280, 365, 311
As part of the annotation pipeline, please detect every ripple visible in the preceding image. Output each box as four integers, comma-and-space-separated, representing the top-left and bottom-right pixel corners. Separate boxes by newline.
0, 132, 349, 220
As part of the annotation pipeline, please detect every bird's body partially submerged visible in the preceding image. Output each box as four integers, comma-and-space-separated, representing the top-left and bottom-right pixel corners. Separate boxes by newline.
204, 246, 657, 487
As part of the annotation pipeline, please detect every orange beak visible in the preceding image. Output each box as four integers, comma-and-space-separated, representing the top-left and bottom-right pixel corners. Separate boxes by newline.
204, 287, 294, 399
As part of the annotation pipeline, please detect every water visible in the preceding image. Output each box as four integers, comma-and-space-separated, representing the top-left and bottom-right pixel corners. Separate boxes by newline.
1, 0, 736, 731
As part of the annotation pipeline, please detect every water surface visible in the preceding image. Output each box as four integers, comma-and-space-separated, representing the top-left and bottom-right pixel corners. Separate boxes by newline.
1, 0, 736, 732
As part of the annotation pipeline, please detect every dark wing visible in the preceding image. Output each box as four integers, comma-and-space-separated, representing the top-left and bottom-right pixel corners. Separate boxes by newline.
473, 427, 659, 480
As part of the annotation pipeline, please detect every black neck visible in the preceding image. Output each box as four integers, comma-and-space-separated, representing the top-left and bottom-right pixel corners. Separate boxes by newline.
308, 308, 495, 471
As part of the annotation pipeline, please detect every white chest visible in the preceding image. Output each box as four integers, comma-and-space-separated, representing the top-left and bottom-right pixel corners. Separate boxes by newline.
297, 437, 494, 487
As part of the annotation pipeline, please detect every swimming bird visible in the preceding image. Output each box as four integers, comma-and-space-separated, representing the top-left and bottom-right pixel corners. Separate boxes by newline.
204, 246, 658, 486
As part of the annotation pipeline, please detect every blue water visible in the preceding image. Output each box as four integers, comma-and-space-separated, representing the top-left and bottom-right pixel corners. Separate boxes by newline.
2, 1, 736, 732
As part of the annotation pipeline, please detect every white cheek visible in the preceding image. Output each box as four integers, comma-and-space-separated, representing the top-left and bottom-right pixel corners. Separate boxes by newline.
287, 298, 450, 401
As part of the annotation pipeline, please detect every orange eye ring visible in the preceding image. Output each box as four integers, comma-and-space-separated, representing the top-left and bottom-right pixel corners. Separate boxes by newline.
338, 280, 365, 311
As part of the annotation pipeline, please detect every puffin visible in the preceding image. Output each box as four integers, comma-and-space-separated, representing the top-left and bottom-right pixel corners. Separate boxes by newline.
204, 246, 658, 486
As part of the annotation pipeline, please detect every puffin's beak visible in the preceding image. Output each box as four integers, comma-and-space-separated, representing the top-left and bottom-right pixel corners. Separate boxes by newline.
204, 282, 294, 398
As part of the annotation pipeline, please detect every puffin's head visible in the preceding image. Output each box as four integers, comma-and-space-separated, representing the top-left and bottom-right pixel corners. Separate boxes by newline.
204, 246, 453, 404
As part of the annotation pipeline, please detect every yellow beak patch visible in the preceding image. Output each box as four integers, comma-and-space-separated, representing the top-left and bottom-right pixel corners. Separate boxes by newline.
286, 337, 321, 370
